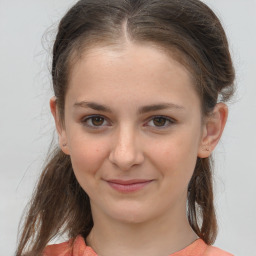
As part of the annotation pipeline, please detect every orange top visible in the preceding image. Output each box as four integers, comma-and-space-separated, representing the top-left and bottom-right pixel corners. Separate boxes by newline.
43, 235, 233, 256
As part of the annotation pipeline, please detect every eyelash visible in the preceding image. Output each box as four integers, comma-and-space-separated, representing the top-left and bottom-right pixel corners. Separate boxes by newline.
81, 115, 110, 129
146, 116, 175, 129
81, 115, 175, 130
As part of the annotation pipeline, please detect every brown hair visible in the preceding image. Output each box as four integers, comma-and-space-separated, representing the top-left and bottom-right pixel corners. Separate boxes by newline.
16, 0, 235, 255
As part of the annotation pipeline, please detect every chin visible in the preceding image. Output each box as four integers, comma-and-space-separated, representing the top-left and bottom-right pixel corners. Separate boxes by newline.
106, 203, 154, 224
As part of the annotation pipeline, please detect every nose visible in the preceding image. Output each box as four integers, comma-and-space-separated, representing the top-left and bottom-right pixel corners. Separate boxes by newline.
109, 125, 144, 171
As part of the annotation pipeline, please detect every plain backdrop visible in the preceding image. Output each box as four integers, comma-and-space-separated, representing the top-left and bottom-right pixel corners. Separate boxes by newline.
0, 0, 255, 255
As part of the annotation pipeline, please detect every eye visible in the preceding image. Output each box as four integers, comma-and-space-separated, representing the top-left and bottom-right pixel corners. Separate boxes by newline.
81, 115, 110, 129
146, 116, 175, 128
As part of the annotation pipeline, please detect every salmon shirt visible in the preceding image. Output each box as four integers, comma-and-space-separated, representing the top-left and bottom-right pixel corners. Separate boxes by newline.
43, 235, 233, 256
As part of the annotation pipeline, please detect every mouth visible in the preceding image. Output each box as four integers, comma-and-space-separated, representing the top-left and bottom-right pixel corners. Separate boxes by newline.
105, 179, 154, 193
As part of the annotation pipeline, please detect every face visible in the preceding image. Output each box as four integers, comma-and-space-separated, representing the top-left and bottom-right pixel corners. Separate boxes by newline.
54, 43, 208, 224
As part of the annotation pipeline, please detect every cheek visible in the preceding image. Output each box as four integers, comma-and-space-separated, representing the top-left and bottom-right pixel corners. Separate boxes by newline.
67, 133, 109, 179
148, 129, 201, 178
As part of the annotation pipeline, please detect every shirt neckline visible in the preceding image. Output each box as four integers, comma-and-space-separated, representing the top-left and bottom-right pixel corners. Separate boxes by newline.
74, 236, 207, 256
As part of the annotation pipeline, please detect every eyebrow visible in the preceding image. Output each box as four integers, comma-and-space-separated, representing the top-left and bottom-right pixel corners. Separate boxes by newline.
74, 101, 185, 114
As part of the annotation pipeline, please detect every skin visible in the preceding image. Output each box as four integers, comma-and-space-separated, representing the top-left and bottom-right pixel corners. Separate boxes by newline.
50, 42, 228, 256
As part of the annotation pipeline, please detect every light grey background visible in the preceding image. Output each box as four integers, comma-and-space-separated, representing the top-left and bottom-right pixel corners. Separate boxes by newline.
0, 1, 255, 255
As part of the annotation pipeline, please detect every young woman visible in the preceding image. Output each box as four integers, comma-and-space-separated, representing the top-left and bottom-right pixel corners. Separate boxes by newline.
16, 0, 235, 255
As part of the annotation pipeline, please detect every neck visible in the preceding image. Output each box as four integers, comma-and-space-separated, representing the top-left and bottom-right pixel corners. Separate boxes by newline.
86, 203, 198, 256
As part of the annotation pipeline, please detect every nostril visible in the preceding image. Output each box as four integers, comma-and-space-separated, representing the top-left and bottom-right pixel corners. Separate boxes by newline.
108, 143, 144, 171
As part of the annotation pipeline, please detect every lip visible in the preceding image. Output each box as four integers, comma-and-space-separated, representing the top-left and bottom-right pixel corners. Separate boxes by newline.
105, 179, 153, 193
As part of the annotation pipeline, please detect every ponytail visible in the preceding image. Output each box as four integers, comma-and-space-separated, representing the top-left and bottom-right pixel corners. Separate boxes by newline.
16, 148, 93, 255
187, 157, 217, 244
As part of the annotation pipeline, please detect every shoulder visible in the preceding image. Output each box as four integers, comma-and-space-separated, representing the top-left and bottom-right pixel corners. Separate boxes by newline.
43, 235, 94, 256
204, 244, 234, 256
171, 239, 233, 256
43, 239, 72, 256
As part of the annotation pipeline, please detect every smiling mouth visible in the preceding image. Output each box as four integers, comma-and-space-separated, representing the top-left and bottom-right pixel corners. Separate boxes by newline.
105, 179, 153, 193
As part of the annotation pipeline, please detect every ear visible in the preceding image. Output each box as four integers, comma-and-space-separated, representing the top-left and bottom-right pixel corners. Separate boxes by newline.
198, 103, 228, 158
50, 97, 70, 155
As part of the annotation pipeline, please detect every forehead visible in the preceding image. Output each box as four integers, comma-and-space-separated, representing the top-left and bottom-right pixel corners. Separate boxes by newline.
66, 43, 201, 113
